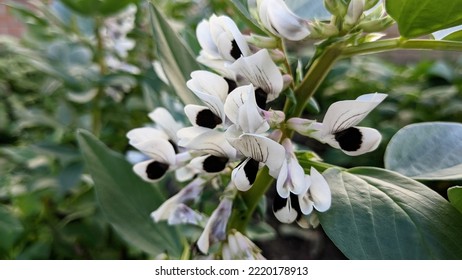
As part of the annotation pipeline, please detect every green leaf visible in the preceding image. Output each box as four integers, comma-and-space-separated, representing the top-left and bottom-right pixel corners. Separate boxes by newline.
386, 0, 462, 38
0, 205, 23, 252
384, 122, 462, 180
76, 129, 183, 258
149, 3, 200, 105
319, 167, 462, 259
229, 0, 266, 34
448, 186, 462, 214
61, 0, 138, 16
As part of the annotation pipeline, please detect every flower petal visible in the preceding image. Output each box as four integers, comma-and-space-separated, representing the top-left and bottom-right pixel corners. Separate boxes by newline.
148, 107, 183, 142
183, 129, 237, 158
184, 104, 222, 129
272, 194, 299, 224
133, 159, 170, 182
231, 157, 260, 191
133, 138, 176, 164
187, 70, 228, 119
126, 127, 168, 146
189, 154, 229, 174
196, 19, 220, 59
276, 160, 290, 198
228, 49, 283, 102
226, 129, 285, 177
321, 93, 387, 136
168, 204, 204, 226
259, 0, 310, 41
324, 126, 382, 156
209, 15, 251, 61
197, 197, 233, 254
177, 126, 211, 147
309, 167, 331, 212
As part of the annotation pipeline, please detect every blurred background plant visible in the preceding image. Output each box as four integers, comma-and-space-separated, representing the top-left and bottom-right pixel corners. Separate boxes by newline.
1, 0, 461, 259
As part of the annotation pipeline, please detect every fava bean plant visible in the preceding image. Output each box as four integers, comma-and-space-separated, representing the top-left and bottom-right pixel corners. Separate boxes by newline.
8, 0, 462, 259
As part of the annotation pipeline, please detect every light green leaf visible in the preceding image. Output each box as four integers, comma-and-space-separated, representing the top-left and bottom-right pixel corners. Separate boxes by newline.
448, 186, 462, 214
319, 167, 462, 259
0, 205, 23, 252
149, 3, 200, 105
230, 0, 266, 34
386, 0, 462, 38
76, 129, 183, 258
384, 122, 462, 180
443, 30, 462, 41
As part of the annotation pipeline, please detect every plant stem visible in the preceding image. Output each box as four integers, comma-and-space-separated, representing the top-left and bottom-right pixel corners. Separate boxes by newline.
341, 38, 462, 58
92, 17, 107, 137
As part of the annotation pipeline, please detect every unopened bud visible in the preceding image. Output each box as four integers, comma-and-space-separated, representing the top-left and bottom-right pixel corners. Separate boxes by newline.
282, 74, 293, 90
268, 49, 286, 63
358, 16, 394, 32
307, 21, 339, 39
263, 110, 285, 127
324, 0, 349, 17
344, 0, 365, 28
245, 33, 279, 49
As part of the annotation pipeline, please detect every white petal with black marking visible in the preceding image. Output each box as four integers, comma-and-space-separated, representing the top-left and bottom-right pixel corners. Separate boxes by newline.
196, 19, 220, 59
272, 195, 299, 224
321, 93, 387, 137
228, 49, 283, 102
133, 159, 170, 182
231, 157, 260, 191
184, 104, 222, 129
189, 154, 229, 174
323, 126, 382, 156
133, 138, 176, 165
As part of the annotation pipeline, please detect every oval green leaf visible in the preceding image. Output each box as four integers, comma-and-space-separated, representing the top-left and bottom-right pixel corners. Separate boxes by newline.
0, 205, 24, 253
386, 0, 462, 38
319, 167, 462, 259
384, 122, 462, 180
61, 0, 138, 16
76, 129, 183, 258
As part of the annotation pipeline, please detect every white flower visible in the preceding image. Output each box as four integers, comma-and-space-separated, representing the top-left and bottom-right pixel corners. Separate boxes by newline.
196, 14, 251, 62
345, 0, 365, 27
228, 49, 284, 107
224, 85, 285, 191
197, 197, 233, 254
276, 139, 309, 198
292, 93, 387, 156
185, 70, 229, 128
127, 108, 189, 182
151, 178, 205, 223
222, 230, 266, 260
298, 167, 331, 215
273, 167, 331, 226
167, 204, 205, 226
256, 0, 310, 41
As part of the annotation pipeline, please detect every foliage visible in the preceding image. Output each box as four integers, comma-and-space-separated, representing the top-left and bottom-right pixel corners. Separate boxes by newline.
2, 0, 462, 260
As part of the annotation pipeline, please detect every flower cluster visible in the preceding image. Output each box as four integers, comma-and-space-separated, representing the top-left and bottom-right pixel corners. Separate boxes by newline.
127, 0, 388, 259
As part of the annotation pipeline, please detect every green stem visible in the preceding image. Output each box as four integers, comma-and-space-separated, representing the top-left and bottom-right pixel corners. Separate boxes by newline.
341, 38, 462, 58
92, 17, 107, 137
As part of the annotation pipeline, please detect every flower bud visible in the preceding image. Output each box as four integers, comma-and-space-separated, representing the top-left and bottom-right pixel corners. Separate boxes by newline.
324, 0, 349, 17
245, 33, 279, 49
344, 0, 365, 28
307, 21, 339, 39
357, 16, 394, 33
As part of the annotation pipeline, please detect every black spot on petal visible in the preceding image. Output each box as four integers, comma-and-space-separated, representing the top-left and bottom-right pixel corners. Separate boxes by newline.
255, 88, 268, 110
243, 158, 259, 185
196, 109, 222, 129
168, 139, 179, 154
224, 78, 237, 94
146, 161, 169, 180
230, 39, 243, 60
334, 127, 363, 152
203, 155, 229, 173
272, 195, 288, 212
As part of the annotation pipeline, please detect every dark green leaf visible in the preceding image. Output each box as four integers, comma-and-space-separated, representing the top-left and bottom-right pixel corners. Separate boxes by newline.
319, 167, 462, 259
386, 0, 462, 38
384, 122, 462, 180
61, 0, 138, 16
448, 186, 462, 215
76, 129, 183, 258
0, 205, 23, 252
149, 3, 200, 105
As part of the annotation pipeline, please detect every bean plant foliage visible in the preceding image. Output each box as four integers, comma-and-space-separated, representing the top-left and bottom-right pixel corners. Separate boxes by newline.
3, 0, 462, 259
